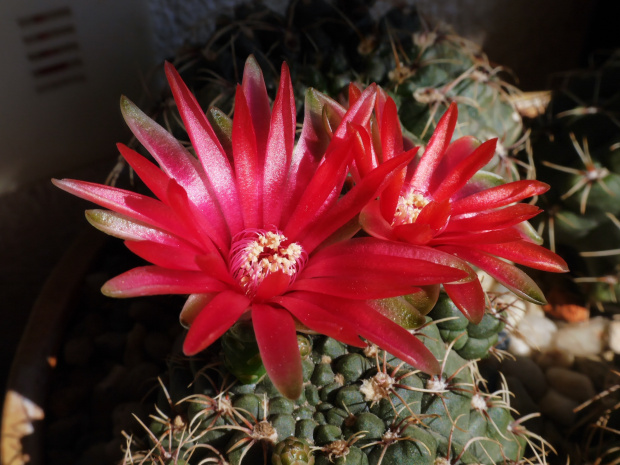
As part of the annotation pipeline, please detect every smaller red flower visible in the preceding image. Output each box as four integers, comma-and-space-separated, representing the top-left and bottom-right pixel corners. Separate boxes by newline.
359, 98, 568, 323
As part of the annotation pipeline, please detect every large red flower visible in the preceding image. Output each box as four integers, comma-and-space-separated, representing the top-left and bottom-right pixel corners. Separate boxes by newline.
359, 95, 568, 323
53, 57, 473, 399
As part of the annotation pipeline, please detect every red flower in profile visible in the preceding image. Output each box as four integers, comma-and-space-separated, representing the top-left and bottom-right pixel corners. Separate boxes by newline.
360, 96, 568, 323
53, 57, 472, 399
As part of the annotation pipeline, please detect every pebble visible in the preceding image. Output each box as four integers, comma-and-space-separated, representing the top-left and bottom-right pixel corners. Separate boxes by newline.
509, 305, 557, 356
499, 356, 547, 401
537, 388, 578, 427
545, 366, 596, 404
553, 317, 608, 357
63, 336, 95, 366
503, 375, 541, 431
608, 317, 620, 354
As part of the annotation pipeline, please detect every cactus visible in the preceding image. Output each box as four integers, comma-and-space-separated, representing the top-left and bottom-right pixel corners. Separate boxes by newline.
122, 303, 542, 465
521, 49, 620, 312
141, 0, 527, 183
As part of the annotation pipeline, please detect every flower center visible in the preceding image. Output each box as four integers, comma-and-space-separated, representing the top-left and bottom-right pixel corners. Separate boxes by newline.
392, 190, 430, 226
229, 229, 306, 297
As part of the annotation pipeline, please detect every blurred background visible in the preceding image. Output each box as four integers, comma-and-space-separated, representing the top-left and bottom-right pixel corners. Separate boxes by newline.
1, 0, 617, 394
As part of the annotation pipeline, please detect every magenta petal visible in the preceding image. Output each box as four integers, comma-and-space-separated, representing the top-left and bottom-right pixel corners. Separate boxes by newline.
254, 271, 291, 302
164, 62, 243, 235
393, 223, 434, 245
379, 98, 407, 221
333, 84, 377, 139
85, 209, 196, 249
301, 148, 417, 251
409, 102, 458, 193
291, 276, 425, 299
179, 293, 217, 328
183, 290, 250, 355
284, 89, 346, 225
474, 240, 569, 273
360, 200, 397, 241
241, 56, 272, 159
312, 237, 477, 283
284, 135, 353, 241
274, 295, 365, 347
232, 85, 262, 229
120, 97, 228, 241
124, 240, 201, 271
52, 178, 193, 242
443, 279, 486, 324
117, 143, 170, 202
252, 304, 303, 399
302, 294, 440, 375
430, 228, 522, 246
263, 63, 296, 227
102, 266, 229, 298
430, 136, 480, 188
431, 138, 498, 202
439, 245, 547, 305
445, 204, 542, 234
165, 180, 225, 253
416, 199, 451, 233
450, 180, 550, 215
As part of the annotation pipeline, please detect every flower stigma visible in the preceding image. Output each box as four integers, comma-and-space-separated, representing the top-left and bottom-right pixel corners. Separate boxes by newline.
229, 229, 307, 298
392, 189, 430, 226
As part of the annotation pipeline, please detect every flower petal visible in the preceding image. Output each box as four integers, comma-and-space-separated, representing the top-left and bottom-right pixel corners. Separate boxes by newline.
179, 293, 217, 328
431, 138, 498, 202
301, 148, 418, 251
284, 89, 346, 224
360, 200, 397, 241
429, 136, 480, 191
183, 290, 250, 355
252, 304, 303, 399
263, 63, 296, 227
116, 143, 170, 202
85, 209, 195, 249
165, 62, 243, 235
241, 56, 271, 159
120, 97, 229, 244
301, 293, 440, 375
409, 102, 457, 194
273, 295, 365, 347
378, 97, 407, 221
393, 223, 434, 245
284, 135, 354, 240
430, 228, 522, 246
445, 204, 542, 233
474, 240, 569, 273
439, 245, 547, 305
450, 180, 550, 215
52, 178, 193, 242
124, 240, 201, 270
442, 279, 486, 324
102, 266, 229, 297
232, 85, 262, 229
312, 237, 477, 283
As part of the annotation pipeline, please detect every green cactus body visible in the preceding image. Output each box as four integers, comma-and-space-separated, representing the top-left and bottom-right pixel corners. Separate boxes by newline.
146, 0, 525, 183
524, 49, 620, 310
126, 301, 533, 465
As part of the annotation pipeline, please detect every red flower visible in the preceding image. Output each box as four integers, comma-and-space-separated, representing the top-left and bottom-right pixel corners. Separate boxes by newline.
53, 57, 472, 398
360, 96, 568, 323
